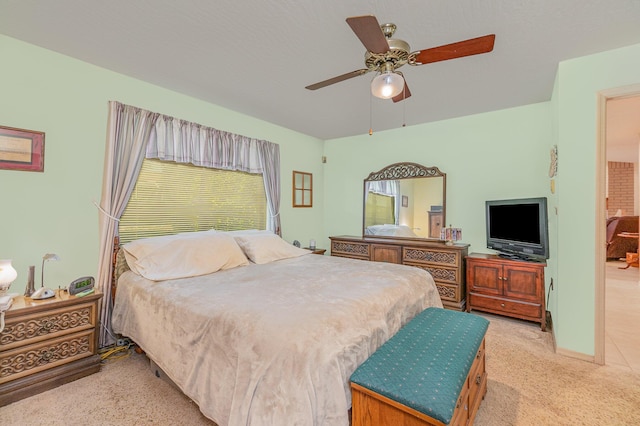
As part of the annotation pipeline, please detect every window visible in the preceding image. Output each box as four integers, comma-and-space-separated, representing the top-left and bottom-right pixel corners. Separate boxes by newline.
119, 159, 266, 243
364, 193, 396, 227
292, 170, 312, 207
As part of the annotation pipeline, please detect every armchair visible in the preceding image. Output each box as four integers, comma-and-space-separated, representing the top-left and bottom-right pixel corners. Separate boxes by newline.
606, 216, 639, 260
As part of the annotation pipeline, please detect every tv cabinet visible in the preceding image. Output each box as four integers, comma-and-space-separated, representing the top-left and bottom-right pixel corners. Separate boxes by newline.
466, 253, 546, 331
330, 236, 469, 311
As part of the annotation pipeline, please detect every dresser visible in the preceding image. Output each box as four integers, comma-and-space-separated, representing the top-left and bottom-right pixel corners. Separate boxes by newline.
0, 290, 102, 406
466, 253, 546, 330
330, 236, 469, 310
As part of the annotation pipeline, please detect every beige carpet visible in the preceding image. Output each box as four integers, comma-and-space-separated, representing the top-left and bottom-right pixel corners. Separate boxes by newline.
3, 313, 640, 426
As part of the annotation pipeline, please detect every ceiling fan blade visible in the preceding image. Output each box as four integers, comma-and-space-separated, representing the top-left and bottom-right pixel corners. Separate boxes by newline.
305, 69, 369, 90
412, 34, 496, 65
346, 15, 389, 54
392, 81, 412, 103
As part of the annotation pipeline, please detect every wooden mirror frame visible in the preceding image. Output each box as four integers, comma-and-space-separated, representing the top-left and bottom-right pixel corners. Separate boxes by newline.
363, 162, 446, 240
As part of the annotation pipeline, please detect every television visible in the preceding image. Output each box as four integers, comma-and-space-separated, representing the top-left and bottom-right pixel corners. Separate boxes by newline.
485, 197, 549, 261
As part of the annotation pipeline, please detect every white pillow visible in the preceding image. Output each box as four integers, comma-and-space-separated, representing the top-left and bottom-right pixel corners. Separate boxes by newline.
224, 229, 273, 236
123, 232, 198, 276
122, 231, 249, 280
233, 233, 311, 264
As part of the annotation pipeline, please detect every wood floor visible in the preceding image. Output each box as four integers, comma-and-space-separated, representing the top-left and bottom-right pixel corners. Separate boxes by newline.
605, 260, 640, 372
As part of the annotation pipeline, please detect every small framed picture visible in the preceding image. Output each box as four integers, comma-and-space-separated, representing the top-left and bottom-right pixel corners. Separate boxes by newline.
401, 195, 408, 207
0, 125, 45, 172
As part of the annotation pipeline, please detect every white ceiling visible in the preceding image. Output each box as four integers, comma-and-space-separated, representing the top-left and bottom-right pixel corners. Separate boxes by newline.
1, 1, 640, 142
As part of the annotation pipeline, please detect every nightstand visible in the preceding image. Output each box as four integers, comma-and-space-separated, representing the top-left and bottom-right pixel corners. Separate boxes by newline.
304, 247, 326, 255
0, 290, 102, 406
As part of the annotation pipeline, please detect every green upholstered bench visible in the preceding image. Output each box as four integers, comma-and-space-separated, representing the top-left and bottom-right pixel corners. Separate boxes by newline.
350, 307, 489, 426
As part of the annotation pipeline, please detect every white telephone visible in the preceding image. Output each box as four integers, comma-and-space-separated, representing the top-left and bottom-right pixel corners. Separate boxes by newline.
0, 295, 12, 333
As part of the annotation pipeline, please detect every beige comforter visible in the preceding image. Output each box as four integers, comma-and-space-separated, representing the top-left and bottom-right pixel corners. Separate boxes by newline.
111, 254, 442, 426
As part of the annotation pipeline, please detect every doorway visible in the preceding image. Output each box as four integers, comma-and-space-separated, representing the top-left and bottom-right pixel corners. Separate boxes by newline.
597, 86, 640, 371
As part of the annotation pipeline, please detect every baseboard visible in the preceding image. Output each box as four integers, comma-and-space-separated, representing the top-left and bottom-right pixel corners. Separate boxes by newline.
555, 347, 595, 363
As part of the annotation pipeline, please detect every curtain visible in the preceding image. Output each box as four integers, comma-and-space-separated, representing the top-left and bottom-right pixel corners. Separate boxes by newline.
97, 102, 158, 346
145, 115, 280, 233
97, 102, 281, 347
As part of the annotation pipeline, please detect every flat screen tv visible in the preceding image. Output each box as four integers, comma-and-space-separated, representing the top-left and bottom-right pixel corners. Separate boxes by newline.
485, 197, 549, 261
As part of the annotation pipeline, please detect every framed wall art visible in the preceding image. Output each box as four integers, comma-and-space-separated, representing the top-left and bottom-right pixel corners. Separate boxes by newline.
0, 125, 45, 172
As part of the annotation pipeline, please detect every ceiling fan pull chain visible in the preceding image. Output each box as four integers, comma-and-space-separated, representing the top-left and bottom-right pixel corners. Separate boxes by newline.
369, 90, 374, 136
402, 85, 407, 127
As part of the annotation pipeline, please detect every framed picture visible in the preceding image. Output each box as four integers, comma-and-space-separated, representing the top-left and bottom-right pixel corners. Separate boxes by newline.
402, 195, 408, 207
0, 125, 45, 172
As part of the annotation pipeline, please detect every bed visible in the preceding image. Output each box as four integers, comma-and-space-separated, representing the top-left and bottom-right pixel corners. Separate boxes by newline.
111, 230, 442, 425
364, 224, 418, 238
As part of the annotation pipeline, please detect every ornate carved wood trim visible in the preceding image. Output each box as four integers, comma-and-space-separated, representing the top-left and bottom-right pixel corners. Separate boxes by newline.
365, 162, 445, 181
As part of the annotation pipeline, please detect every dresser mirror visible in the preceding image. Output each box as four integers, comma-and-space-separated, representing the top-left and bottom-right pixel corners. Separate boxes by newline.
363, 162, 446, 240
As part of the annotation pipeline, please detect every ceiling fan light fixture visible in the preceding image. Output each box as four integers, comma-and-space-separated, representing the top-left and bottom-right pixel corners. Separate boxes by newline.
371, 71, 404, 99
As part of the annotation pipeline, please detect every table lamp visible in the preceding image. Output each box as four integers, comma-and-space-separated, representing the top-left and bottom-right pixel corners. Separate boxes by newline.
0, 259, 18, 296
31, 253, 60, 300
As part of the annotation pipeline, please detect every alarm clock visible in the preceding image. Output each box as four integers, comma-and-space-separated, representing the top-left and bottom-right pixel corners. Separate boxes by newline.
68, 276, 95, 296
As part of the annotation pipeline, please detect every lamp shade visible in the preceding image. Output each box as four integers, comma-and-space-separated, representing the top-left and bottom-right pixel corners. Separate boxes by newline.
371, 71, 404, 99
0, 259, 18, 295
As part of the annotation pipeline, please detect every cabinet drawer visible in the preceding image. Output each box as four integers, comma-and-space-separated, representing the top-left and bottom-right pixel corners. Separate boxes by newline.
331, 241, 370, 260
403, 247, 461, 268
469, 293, 541, 318
0, 302, 97, 351
0, 329, 97, 384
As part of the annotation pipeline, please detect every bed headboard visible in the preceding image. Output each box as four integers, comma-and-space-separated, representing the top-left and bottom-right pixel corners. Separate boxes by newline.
111, 236, 125, 303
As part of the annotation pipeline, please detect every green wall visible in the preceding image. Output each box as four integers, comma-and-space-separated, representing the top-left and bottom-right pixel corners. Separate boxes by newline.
554, 43, 640, 354
0, 34, 324, 296
323, 102, 556, 334
324, 42, 640, 357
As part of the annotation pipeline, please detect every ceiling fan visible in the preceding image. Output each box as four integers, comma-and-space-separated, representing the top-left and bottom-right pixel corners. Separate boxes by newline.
305, 15, 495, 103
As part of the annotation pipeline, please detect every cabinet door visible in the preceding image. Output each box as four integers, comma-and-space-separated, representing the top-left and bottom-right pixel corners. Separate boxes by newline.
428, 212, 443, 238
502, 264, 542, 302
371, 244, 401, 264
467, 261, 502, 296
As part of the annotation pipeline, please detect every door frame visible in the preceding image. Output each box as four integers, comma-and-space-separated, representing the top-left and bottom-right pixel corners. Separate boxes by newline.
595, 83, 640, 365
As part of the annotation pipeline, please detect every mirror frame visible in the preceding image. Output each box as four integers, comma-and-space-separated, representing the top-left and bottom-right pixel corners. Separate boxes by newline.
363, 162, 446, 240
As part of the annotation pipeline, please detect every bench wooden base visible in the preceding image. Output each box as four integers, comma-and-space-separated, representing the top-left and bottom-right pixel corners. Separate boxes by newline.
351, 338, 487, 426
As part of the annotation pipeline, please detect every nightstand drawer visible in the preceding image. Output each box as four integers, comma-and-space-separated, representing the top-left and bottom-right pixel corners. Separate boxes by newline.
0, 329, 97, 384
0, 301, 98, 351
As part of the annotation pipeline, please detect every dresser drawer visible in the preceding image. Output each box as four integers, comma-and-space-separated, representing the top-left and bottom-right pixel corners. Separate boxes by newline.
331, 240, 370, 260
405, 262, 461, 286
0, 301, 98, 351
0, 329, 97, 384
403, 247, 461, 268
